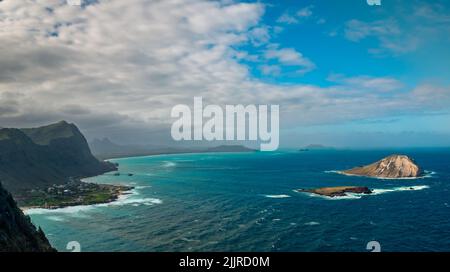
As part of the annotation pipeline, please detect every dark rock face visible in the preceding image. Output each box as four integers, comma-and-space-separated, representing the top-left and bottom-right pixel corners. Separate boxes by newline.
342, 155, 423, 178
0, 182, 55, 252
0, 121, 117, 199
298, 186, 372, 197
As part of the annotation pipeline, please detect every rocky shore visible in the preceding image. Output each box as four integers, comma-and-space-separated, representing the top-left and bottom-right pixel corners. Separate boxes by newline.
297, 186, 372, 197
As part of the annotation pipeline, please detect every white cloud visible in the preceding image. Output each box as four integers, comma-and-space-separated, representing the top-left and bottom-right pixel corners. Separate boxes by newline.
345, 19, 422, 54
264, 46, 316, 74
345, 19, 400, 42
296, 5, 313, 18
249, 26, 271, 46
0, 0, 265, 132
328, 74, 404, 92
414, 3, 450, 24
276, 13, 298, 24
344, 2, 450, 55
0, 0, 448, 144
259, 64, 281, 76
276, 5, 313, 25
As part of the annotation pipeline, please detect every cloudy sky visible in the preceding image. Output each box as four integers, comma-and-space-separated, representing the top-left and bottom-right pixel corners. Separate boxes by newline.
0, 0, 449, 148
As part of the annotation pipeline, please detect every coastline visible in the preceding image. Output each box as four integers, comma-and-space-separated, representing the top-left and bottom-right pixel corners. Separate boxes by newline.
21, 149, 446, 252
19, 181, 134, 212
98, 149, 258, 161
22, 151, 255, 212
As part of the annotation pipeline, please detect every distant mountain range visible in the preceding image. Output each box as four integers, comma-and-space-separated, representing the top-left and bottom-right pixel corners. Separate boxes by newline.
299, 144, 334, 151
0, 121, 116, 198
89, 138, 256, 159
89, 137, 192, 159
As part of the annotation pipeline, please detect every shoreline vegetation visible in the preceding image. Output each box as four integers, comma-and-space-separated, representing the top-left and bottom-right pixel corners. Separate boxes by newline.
18, 180, 133, 211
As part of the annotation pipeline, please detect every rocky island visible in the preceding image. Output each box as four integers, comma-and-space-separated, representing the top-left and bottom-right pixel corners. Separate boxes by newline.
297, 186, 372, 197
299, 144, 333, 151
340, 155, 424, 179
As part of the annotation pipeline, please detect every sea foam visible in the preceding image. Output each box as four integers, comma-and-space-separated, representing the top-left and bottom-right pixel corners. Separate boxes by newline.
24, 187, 162, 216
296, 185, 430, 201
371, 185, 430, 195
264, 194, 291, 199
162, 161, 176, 168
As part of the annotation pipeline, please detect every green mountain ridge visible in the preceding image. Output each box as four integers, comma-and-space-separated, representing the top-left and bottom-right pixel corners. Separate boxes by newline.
0, 121, 117, 200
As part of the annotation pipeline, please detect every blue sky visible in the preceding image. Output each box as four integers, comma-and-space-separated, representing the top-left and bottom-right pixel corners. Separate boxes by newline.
246, 0, 450, 85
237, 0, 450, 147
0, 0, 449, 148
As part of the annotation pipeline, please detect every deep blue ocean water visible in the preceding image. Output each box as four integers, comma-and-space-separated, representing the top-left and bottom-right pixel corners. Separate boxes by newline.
27, 149, 450, 252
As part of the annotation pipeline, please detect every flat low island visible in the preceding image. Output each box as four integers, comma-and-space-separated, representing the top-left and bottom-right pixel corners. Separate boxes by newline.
297, 186, 372, 197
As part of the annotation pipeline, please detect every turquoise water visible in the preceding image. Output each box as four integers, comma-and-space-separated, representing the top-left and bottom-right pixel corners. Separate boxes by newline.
27, 149, 450, 252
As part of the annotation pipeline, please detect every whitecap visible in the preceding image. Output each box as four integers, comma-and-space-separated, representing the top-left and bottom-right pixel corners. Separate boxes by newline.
323, 193, 363, 200
45, 216, 66, 222
295, 185, 430, 201
24, 204, 96, 215
162, 161, 176, 168
371, 185, 430, 195
304, 221, 320, 226
97, 193, 162, 207
264, 194, 291, 199
298, 191, 363, 200
181, 237, 201, 243
134, 185, 151, 189
24, 187, 162, 216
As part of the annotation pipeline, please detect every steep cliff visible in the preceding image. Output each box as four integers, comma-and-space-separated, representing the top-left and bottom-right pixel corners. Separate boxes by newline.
0, 121, 117, 198
0, 182, 55, 252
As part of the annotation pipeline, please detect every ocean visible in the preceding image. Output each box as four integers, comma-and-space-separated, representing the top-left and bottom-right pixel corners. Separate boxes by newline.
26, 149, 450, 252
